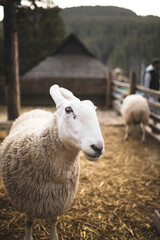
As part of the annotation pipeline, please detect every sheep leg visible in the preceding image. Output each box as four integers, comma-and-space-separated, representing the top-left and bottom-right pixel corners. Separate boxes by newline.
141, 124, 146, 143
50, 218, 58, 240
24, 215, 33, 240
124, 124, 130, 140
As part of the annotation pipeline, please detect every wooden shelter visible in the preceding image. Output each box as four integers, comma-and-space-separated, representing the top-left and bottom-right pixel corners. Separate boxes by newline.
20, 34, 108, 105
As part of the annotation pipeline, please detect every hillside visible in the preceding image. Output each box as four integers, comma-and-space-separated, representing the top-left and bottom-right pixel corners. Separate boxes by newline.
0, 6, 159, 79
62, 6, 137, 17
61, 6, 160, 77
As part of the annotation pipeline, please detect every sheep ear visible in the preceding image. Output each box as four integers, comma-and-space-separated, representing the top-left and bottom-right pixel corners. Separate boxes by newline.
82, 100, 97, 110
50, 85, 65, 108
59, 87, 80, 102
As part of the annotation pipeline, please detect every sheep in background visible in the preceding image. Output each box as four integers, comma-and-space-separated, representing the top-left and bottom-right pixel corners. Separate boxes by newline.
0, 85, 104, 240
113, 67, 128, 82
121, 94, 150, 142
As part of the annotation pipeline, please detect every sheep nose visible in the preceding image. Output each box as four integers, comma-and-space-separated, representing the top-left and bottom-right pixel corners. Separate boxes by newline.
91, 144, 103, 155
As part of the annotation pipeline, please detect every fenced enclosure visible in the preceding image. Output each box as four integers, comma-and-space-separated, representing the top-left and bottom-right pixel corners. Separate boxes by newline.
1, 70, 160, 142
0, 124, 160, 240
0, 1, 160, 239
0, 74, 160, 239
106, 71, 160, 142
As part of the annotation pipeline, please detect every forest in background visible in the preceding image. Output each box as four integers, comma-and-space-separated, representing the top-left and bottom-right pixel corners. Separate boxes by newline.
0, 5, 160, 80
61, 6, 160, 79
17, 6, 65, 74
0, 6, 65, 75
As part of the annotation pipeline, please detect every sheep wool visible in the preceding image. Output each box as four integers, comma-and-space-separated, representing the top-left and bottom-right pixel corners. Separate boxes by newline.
0, 84, 105, 240
0, 109, 80, 219
121, 95, 149, 124
121, 94, 150, 142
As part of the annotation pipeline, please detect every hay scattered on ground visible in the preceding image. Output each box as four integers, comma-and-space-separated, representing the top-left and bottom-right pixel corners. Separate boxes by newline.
0, 126, 160, 240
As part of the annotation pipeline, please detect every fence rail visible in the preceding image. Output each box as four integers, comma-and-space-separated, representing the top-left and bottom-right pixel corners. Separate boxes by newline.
107, 70, 160, 141
136, 85, 160, 98
112, 86, 128, 96
112, 79, 130, 88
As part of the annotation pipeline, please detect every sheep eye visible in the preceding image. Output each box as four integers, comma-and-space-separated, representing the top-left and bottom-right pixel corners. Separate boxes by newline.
65, 106, 73, 114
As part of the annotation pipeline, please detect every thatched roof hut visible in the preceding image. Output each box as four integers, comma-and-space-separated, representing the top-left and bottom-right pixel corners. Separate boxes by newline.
21, 34, 108, 105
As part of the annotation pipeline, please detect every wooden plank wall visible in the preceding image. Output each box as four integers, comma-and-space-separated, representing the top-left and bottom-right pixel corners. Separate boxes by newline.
0, 77, 107, 106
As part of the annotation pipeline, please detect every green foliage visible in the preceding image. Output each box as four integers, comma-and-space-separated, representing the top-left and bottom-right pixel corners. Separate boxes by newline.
61, 6, 160, 76
0, 1, 66, 76
0, 5, 159, 78
62, 6, 136, 17
18, 6, 65, 74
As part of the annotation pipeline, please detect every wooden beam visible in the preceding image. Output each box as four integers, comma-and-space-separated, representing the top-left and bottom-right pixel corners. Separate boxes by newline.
112, 79, 129, 88
112, 86, 128, 96
150, 112, 160, 122
136, 85, 160, 98
145, 127, 160, 142
106, 71, 112, 109
112, 93, 124, 101
129, 70, 136, 95
149, 122, 160, 134
3, 0, 21, 120
148, 100, 160, 111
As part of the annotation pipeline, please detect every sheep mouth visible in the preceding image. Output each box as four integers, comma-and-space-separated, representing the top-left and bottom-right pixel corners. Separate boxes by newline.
84, 152, 100, 161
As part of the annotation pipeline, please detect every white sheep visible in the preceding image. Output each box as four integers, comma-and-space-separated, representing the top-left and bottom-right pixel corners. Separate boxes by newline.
0, 85, 104, 240
121, 94, 150, 142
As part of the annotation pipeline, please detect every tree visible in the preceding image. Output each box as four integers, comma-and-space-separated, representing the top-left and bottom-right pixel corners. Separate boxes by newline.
61, 6, 160, 78
17, 6, 65, 75
0, 0, 60, 120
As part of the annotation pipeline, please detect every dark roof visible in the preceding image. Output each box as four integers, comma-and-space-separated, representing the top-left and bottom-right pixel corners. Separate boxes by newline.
23, 34, 107, 79
23, 55, 107, 79
53, 33, 94, 57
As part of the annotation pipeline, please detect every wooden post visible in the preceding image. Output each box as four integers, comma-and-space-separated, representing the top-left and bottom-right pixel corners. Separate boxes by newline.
3, 0, 21, 120
129, 70, 136, 95
106, 71, 113, 108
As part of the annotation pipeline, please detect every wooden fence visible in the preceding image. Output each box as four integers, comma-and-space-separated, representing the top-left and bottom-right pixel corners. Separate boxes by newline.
106, 70, 160, 141
1, 72, 160, 141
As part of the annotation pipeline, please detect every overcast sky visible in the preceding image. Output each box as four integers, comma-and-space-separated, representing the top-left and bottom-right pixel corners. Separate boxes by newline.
54, 0, 160, 16
0, 0, 160, 21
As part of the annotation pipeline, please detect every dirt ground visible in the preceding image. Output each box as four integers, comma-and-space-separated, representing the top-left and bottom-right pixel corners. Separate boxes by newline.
0, 124, 160, 240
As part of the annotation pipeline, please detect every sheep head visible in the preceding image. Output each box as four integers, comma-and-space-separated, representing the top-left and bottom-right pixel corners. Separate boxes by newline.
50, 85, 104, 161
